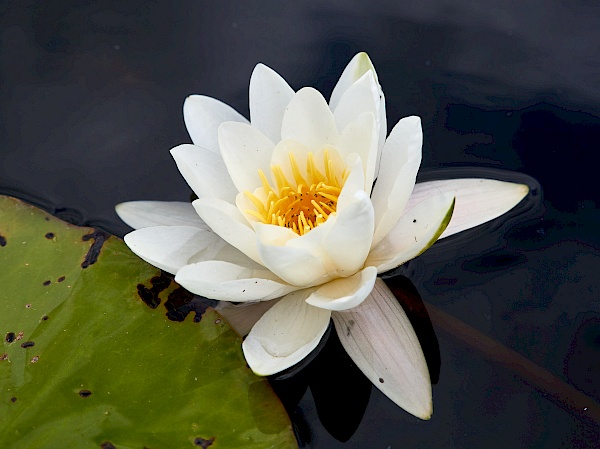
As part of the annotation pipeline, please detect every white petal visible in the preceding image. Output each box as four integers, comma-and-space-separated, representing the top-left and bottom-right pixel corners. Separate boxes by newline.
306, 266, 377, 311
242, 290, 331, 375
183, 95, 248, 153
175, 260, 297, 302
249, 63, 295, 143
371, 116, 423, 245
115, 201, 207, 230
215, 300, 280, 337
281, 87, 338, 152
193, 197, 262, 264
407, 179, 530, 239
333, 70, 379, 138
323, 190, 374, 275
170, 144, 238, 202
330, 52, 377, 112
366, 193, 455, 273
218, 121, 275, 193
332, 278, 432, 419
336, 153, 365, 211
254, 224, 329, 287
124, 226, 222, 275
336, 112, 378, 194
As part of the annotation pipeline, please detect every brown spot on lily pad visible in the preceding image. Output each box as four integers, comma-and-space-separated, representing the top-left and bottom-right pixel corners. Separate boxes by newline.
45, 232, 55, 239
81, 229, 110, 268
10, 397, 17, 402
0, 353, 8, 361
20, 341, 34, 348
100, 442, 117, 449
164, 287, 216, 322
79, 389, 92, 398
194, 436, 215, 448
57, 275, 66, 282
43, 280, 51, 286
0, 234, 6, 246
31, 356, 39, 363
5, 332, 15, 343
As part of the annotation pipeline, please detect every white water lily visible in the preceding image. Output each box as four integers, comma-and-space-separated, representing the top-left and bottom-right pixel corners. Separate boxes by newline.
116, 53, 529, 420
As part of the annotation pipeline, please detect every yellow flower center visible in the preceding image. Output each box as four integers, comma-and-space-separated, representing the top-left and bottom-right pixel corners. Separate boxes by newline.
245, 149, 348, 236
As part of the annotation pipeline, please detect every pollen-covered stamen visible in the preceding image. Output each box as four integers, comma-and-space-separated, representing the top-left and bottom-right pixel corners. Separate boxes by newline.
245, 150, 348, 236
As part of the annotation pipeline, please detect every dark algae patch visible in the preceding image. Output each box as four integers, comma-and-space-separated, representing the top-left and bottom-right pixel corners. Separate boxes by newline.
0, 233, 6, 247
136, 273, 172, 309
194, 436, 215, 448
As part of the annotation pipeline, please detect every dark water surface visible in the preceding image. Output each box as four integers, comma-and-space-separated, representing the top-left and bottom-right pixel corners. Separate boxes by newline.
1, 1, 599, 447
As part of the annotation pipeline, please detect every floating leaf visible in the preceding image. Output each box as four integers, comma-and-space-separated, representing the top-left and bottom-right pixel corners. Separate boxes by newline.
0, 195, 297, 449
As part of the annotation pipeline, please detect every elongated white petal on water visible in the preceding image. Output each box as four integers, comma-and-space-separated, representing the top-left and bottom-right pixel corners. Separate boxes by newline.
407, 179, 530, 239
115, 201, 207, 230
218, 121, 275, 193
249, 63, 295, 143
243, 290, 331, 375
175, 260, 298, 302
124, 226, 221, 275
170, 144, 238, 203
371, 116, 422, 246
183, 95, 248, 153
306, 266, 377, 311
366, 193, 455, 273
332, 278, 432, 419
281, 87, 338, 152
193, 197, 263, 264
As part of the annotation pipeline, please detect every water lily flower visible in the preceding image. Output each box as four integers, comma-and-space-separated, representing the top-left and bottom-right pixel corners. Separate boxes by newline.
116, 53, 529, 420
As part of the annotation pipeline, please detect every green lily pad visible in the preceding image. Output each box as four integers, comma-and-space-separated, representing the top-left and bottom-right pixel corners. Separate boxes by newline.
0, 195, 297, 449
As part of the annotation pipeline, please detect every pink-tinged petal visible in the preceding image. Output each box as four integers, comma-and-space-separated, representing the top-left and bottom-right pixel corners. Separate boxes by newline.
124, 226, 222, 275
215, 300, 280, 337
243, 290, 331, 375
371, 116, 422, 246
332, 278, 432, 419
170, 144, 238, 202
218, 121, 275, 193
192, 197, 262, 264
408, 179, 529, 239
281, 87, 338, 152
366, 193, 455, 273
183, 95, 248, 153
249, 63, 295, 143
115, 201, 207, 230
175, 260, 297, 302
306, 266, 377, 311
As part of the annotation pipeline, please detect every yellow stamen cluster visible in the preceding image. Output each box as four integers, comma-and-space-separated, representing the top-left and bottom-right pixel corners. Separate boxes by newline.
245, 150, 348, 236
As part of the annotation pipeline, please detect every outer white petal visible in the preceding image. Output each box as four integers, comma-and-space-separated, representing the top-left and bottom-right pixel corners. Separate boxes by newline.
243, 290, 331, 375
218, 121, 275, 193
366, 193, 455, 273
170, 144, 238, 202
183, 95, 248, 153
215, 300, 280, 337
193, 197, 262, 264
333, 70, 379, 138
115, 201, 207, 230
305, 266, 377, 311
280, 87, 338, 152
323, 190, 374, 275
249, 63, 295, 143
175, 260, 298, 302
336, 112, 378, 194
407, 179, 530, 239
332, 278, 432, 420
124, 226, 222, 275
371, 116, 422, 246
